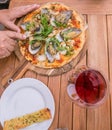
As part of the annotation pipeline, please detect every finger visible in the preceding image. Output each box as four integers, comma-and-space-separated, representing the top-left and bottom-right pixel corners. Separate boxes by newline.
0, 49, 5, 59
0, 37, 15, 53
9, 39, 17, 47
0, 48, 10, 58
12, 4, 40, 18
9, 38, 17, 48
7, 44, 15, 52
5, 22, 20, 32
4, 48, 10, 57
6, 38, 16, 52
6, 31, 26, 40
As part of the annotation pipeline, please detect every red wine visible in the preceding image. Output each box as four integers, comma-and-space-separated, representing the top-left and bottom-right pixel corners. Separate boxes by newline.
75, 70, 107, 104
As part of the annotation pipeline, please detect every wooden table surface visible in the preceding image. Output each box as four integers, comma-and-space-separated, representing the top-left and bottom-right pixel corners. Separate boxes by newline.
0, 0, 112, 130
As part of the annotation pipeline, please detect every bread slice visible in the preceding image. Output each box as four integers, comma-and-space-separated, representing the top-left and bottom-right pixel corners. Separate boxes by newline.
3, 108, 51, 130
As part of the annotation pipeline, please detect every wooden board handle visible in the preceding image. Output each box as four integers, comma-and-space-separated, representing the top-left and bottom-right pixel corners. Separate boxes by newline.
0, 60, 30, 90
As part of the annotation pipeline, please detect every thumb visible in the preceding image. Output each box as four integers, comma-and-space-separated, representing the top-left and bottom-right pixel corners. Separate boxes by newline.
6, 22, 20, 32
6, 31, 26, 40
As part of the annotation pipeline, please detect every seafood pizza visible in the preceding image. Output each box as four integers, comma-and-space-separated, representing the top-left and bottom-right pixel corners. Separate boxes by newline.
19, 2, 87, 68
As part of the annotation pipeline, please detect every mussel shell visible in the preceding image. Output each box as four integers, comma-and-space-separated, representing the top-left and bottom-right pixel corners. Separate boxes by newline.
41, 8, 49, 14
46, 44, 56, 62
29, 45, 41, 55
55, 10, 72, 24
45, 51, 55, 62
61, 28, 82, 40
31, 41, 41, 50
47, 44, 57, 55
34, 25, 43, 34
50, 17, 56, 26
56, 33, 63, 42
45, 40, 56, 62
20, 22, 30, 30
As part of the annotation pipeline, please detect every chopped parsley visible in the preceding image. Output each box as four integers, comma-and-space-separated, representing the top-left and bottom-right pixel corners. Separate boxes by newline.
40, 15, 53, 37
54, 21, 67, 28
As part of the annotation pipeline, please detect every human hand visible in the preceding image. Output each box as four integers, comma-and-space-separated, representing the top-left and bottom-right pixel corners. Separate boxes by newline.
0, 4, 40, 32
0, 30, 26, 59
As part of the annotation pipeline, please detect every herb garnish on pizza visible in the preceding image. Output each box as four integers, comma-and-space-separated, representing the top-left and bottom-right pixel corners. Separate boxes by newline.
19, 2, 87, 68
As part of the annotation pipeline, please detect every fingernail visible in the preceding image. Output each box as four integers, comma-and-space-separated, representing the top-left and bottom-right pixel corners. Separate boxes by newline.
23, 34, 26, 39
33, 4, 40, 7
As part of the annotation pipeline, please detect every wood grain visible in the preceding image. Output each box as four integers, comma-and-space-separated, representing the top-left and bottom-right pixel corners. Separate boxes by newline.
58, 70, 73, 130
0, 0, 112, 130
37, 74, 48, 86
9, 0, 112, 14
107, 15, 112, 130
0, 53, 16, 83
24, 70, 37, 78
87, 15, 110, 130
48, 76, 61, 130
1, 61, 29, 88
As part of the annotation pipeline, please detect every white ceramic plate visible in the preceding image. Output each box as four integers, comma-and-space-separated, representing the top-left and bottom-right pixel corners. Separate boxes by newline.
0, 78, 55, 130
